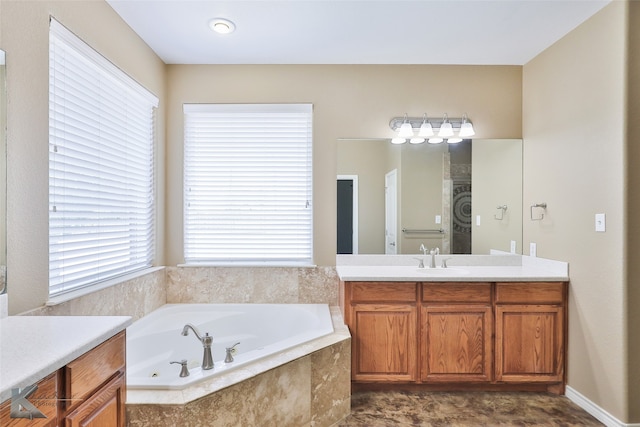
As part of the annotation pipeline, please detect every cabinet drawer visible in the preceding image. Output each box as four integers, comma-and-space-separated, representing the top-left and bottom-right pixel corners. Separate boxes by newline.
0, 372, 58, 427
422, 282, 491, 303
349, 281, 417, 302
65, 331, 125, 409
495, 282, 565, 304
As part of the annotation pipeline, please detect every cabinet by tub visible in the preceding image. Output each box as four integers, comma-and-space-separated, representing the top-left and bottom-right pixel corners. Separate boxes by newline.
345, 282, 418, 382
0, 331, 126, 427
340, 280, 567, 393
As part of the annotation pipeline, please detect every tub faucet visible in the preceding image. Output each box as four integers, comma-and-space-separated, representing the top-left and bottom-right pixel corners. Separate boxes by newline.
429, 247, 439, 269
181, 323, 214, 370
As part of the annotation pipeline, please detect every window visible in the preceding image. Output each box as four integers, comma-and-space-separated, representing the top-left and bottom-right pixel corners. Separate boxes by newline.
49, 19, 158, 296
183, 104, 313, 265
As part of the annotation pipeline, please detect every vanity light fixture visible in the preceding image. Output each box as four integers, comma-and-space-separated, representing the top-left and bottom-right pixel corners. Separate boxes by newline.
209, 18, 236, 34
418, 114, 434, 137
437, 114, 454, 138
389, 113, 475, 145
459, 113, 476, 137
398, 114, 414, 138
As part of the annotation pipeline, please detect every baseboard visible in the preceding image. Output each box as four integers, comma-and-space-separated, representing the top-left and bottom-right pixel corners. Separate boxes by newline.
566, 386, 640, 427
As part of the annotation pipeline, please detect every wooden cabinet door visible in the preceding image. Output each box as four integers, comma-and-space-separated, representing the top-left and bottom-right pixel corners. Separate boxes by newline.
64, 372, 125, 427
495, 304, 564, 383
351, 304, 417, 382
421, 305, 493, 382
0, 372, 58, 427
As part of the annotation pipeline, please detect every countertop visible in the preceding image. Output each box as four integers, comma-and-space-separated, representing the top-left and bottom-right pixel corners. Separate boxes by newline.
336, 254, 569, 282
0, 315, 131, 402
336, 265, 569, 282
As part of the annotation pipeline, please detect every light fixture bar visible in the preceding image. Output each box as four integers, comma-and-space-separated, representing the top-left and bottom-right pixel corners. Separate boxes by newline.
389, 115, 474, 134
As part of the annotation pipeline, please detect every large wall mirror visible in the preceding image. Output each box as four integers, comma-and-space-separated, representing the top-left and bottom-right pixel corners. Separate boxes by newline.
337, 138, 522, 256
0, 50, 6, 294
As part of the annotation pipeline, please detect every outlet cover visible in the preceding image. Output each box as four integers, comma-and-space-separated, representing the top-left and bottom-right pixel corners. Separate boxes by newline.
595, 213, 606, 232
476, 215, 481, 226
510, 240, 517, 254
435, 215, 441, 224
530, 242, 537, 257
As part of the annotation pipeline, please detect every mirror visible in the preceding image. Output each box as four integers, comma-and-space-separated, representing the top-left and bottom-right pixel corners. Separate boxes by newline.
337, 138, 522, 255
0, 50, 6, 293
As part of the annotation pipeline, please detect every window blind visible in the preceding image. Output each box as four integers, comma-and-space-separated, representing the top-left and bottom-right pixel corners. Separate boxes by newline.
183, 104, 313, 265
49, 19, 158, 296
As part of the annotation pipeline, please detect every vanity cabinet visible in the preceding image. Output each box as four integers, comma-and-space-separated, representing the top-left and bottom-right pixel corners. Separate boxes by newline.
0, 331, 126, 427
0, 372, 59, 427
421, 283, 493, 383
340, 280, 567, 393
343, 282, 418, 382
62, 331, 126, 427
495, 283, 566, 387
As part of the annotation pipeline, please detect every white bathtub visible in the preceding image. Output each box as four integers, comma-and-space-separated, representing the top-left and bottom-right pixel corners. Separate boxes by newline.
126, 303, 334, 390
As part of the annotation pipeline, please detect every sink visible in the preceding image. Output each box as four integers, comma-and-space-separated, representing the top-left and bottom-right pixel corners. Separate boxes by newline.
415, 267, 469, 275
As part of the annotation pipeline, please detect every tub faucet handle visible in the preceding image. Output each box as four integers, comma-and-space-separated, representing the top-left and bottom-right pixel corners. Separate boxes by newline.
170, 359, 190, 377
225, 342, 240, 363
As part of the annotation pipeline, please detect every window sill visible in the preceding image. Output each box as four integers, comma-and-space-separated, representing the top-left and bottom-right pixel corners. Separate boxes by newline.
46, 266, 165, 306
178, 262, 317, 268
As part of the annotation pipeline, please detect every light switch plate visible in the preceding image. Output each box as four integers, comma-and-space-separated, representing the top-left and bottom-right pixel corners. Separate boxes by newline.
530, 242, 537, 257
476, 215, 481, 226
510, 240, 517, 254
435, 215, 441, 224
595, 213, 606, 232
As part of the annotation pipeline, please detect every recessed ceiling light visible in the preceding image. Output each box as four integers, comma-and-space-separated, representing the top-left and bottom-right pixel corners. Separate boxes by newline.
209, 18, 235, 35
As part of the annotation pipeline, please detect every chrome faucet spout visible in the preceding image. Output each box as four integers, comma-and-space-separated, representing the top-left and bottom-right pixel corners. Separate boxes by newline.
429, 247, 439, 269
181, 323, 214, 370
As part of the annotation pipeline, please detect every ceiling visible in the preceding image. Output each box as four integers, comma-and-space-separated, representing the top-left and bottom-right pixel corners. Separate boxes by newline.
106, 0, 611, 65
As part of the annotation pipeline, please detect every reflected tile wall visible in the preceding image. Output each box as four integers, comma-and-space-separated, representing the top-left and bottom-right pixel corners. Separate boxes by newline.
166, 266, 339, 305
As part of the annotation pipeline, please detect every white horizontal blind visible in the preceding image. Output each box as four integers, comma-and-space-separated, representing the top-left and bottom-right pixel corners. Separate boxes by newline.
49, 19, 158, 296
184, 104, 313, 264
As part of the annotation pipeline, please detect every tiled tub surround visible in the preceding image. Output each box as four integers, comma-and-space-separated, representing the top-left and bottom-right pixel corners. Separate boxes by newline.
126, 306, 351, 427
21, 267, 167, 321
166, 266, 340, 305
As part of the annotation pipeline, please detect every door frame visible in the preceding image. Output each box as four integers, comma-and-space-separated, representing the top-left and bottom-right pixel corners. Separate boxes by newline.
337, 175, 359, 254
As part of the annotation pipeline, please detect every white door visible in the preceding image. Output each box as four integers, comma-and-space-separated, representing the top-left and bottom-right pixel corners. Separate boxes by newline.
385, 169, 398, 254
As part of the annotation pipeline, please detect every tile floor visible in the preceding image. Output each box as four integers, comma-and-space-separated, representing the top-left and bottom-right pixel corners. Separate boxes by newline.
337, 391, 604, 426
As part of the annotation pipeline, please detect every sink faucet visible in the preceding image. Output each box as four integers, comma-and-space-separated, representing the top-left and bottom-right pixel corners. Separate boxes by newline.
181, 323, 214, 370
429, 247, 439, 268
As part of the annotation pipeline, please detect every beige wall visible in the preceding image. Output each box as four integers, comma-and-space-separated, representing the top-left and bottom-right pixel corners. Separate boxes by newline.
472, 139, 523, 254
166, 65, 522, 266
523, 1, 629, 422
0, 1, 167, 315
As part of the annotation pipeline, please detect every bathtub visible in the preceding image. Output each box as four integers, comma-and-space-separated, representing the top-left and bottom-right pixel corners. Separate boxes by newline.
126, 303, 334, 390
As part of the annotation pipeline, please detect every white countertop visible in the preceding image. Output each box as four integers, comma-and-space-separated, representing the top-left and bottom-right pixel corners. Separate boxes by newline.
0, 315, 131, 402
336, 265, 569, 282
336, 254, 569, 282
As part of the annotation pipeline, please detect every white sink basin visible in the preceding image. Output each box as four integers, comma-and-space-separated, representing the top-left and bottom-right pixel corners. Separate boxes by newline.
415, 267, 469, 275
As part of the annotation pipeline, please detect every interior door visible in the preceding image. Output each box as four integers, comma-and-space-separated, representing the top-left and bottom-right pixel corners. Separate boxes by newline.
385, 169, 397, 254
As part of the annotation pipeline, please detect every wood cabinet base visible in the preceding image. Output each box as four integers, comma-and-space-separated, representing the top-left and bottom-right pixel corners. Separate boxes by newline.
341, 281, 567, 395
352, 381, 565, 395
